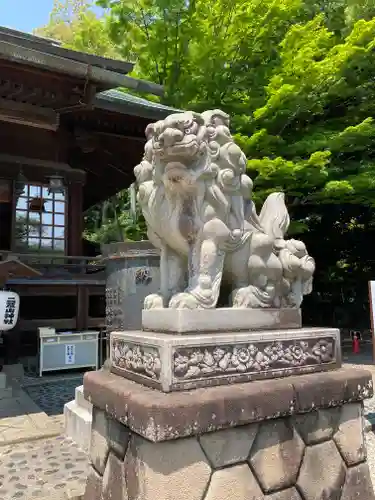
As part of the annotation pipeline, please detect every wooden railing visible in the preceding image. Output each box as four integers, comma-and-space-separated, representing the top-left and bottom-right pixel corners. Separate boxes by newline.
0, 250, 105, 276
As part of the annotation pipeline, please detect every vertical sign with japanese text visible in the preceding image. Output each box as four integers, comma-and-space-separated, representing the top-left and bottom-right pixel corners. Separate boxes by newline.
65, 344, 76, 365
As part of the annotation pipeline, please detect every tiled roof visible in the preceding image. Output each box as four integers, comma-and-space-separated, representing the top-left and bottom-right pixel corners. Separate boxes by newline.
95, 89, 181, 119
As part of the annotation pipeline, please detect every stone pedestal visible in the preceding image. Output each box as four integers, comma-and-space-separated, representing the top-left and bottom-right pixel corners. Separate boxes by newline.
142, 307, 302, 333
83, 367, 375, 500
110, 326, 341, 392
102, 241, 160, 332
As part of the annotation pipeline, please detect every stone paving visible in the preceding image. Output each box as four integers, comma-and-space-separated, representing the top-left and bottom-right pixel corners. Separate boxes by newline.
0, 436, 89, 499
343, 350, 375, 429
0, 368, 88, 499
0, 391, 62, 446
343, 350, 375, 488
367, 432, 375, 484
0, 366, 82, 447
23, 376, 84, 416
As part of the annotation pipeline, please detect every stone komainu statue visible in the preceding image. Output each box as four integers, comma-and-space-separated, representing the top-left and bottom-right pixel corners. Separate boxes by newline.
133, 109, 315, 310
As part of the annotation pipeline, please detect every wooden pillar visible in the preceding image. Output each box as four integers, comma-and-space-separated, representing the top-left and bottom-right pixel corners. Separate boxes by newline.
77, 285, 89, 331
68, 181, 84, 256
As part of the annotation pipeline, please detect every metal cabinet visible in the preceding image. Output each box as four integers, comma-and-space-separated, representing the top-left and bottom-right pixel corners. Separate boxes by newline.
38, 328, 99, 376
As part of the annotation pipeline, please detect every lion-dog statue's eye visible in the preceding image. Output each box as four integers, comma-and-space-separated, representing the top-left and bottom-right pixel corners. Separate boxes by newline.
184, 120, 195, 135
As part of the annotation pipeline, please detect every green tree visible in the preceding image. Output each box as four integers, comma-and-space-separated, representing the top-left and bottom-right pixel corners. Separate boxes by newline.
38, 0, 375, 328
98, 0, 306, 108
98, 1, 375, 205
14, 214, 44, 245
34, 0, 120, 58
345, 0, 375, 28
83, 190, 147, 245
98, 0, 375, 330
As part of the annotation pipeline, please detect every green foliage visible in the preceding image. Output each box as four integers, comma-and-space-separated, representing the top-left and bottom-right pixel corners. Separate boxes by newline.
97, 0, 375, 328
39, 0, 375, 328
14, 215, 44, 243
83, 190, 147, 244
98, 0, 304, 108
34, 0, 119, 58
96, 0, 375, 207
345, 0, 375, 28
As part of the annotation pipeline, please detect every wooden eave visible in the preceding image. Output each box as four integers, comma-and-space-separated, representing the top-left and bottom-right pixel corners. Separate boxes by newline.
0, 154, 86, 184
0, 25, 163, 115
0, 26, 134, 74
64, 98, 179, 209
0, 27, 183, 208
0, 38, 163, 97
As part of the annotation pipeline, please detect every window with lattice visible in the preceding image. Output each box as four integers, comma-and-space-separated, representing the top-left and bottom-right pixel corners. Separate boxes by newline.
14, 182, 67, 254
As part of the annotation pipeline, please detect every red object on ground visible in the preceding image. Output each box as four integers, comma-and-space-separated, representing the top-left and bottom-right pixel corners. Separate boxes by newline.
353, 336, 360, 354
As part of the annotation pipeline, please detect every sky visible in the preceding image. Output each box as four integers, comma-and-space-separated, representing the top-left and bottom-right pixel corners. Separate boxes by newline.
0, 0, 103, 34
0, 0, 55, 33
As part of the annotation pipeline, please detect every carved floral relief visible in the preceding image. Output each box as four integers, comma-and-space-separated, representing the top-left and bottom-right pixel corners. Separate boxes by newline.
111, 337, 335, 383
173, 338, 335, 380
111, 339, 161, 380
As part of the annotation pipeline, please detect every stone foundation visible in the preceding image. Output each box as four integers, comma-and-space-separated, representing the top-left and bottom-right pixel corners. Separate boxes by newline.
83, 367, 375, 500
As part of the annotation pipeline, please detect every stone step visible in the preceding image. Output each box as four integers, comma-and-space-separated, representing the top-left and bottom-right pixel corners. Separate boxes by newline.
0, 373, 12, 399
1, 363, 24, 385
0, 387, 14, 399
64, 399, 92, 453
0, 372, 7, 389
75, 384, 92, 413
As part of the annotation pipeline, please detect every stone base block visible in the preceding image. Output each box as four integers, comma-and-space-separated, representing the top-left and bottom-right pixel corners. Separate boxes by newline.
75, 384, 92, 413
83, 367, 375, 500
0, 387, 13, 399
110, 327, 341, 392
142, 307, 301, 333
64, 385, 92, 453
0, 373, 12, 399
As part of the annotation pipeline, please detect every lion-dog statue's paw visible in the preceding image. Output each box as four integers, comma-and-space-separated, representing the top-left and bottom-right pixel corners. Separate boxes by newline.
168, 292, 200, 309
144, 294, 164, 310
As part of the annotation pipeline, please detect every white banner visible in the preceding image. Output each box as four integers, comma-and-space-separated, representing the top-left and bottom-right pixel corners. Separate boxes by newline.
65, 344, 76, 365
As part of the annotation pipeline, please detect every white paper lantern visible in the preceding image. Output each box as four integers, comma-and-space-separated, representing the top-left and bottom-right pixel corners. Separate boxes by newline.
0, 291, 20, 331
